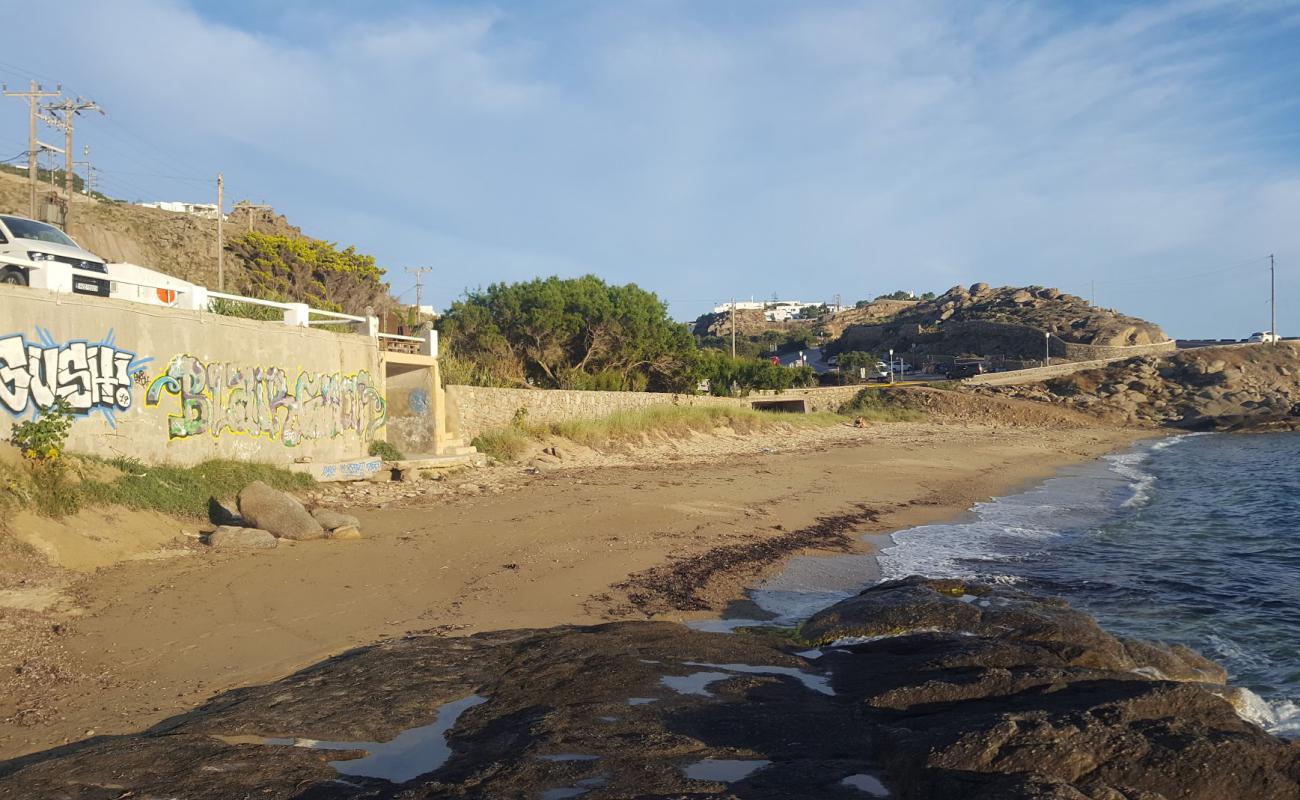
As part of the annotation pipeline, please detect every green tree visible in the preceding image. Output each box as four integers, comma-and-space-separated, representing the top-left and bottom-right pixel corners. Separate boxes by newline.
438, 275, 697, 392
227, 232, 391, 314
837, 351, 879, 371
875, 290, 914, 301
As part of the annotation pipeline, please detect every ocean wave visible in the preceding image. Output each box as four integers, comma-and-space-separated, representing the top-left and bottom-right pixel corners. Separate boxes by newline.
1232, 689, 1300, 739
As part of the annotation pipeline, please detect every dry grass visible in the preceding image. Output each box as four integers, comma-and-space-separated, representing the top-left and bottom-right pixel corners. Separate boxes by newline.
473, 404, 845, 462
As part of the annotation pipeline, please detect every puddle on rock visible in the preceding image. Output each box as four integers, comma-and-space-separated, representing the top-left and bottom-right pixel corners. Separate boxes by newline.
626, 697, 658, 705
538, 773, 607, 798
842, 773, 890, 796
683, 662, 834, 696
537, 754, 600, 762
214, 694, 486, 783
660, 672, 734, 696
682, 759, 772, 782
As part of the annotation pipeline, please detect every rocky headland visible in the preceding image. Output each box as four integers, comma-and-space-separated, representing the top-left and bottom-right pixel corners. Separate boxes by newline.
3, 577, 1295, 799
975, 342, 1300, 431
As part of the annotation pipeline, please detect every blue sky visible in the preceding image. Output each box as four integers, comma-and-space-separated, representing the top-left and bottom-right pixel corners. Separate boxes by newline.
1, 0, 1298, 337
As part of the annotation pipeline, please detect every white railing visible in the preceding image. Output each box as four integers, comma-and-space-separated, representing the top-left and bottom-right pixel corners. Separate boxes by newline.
7, 257, 438, 358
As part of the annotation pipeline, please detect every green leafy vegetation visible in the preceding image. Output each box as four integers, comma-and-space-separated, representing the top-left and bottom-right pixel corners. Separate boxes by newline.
207, 296, 285, 321
368, 440, 405, 461
228, 232, 391, 315
8, 398, 74, 461
838, 387, 925, 422
0, 452, 312, 518
692, 351, 817, 396
439, 275, 697, 391
472, 405, 843, 462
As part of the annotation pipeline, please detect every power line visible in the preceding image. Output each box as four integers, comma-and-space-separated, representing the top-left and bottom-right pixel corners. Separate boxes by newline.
1089, 255, 1271, 289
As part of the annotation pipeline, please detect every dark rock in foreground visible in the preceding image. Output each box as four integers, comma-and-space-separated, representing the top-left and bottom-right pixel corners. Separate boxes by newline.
1, 578, 1296, 799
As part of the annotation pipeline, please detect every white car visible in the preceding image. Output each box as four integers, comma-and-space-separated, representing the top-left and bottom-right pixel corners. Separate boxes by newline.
1248, 331, 1280, 343
0, 214, 109, 296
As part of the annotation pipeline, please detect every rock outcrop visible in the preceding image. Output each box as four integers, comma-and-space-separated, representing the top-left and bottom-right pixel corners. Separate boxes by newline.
975, 342, 1300, 431
2, 578, 1295, 799
829, 284, 1168, 362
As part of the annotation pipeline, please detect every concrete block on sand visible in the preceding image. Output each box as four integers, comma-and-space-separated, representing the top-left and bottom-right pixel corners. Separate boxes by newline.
237, 481, 325, 541
206, 526, 277, 549
310, 508, 360, 531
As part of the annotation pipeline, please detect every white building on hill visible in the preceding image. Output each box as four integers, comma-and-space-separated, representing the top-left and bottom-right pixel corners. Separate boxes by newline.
709, 299, 844, 322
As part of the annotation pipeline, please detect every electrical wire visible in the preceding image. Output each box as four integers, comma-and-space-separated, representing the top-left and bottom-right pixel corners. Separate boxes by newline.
1088, 255, 1271, 289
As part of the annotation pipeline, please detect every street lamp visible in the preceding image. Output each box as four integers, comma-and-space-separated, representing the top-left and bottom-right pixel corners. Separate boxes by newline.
889, 348, 894, 385
1044, 331, 1051, 365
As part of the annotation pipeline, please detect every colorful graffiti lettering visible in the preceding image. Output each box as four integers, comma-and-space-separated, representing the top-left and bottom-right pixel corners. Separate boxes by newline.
0, 328, 152, 426
144, 355, 387, 446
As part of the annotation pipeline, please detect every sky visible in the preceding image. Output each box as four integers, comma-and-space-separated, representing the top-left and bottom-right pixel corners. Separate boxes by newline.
1, 0, 1298, 338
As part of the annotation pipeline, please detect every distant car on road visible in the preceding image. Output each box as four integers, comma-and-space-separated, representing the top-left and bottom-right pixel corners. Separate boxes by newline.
1248, 331, 1280, 343
948, 361, 987, 379
0, 214, 109, 296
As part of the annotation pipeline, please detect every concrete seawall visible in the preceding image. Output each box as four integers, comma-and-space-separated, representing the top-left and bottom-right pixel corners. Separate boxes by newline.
1, 285, 386, 466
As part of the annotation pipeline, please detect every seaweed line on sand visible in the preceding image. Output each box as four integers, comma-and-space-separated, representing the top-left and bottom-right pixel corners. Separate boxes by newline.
602, 504, 879, 617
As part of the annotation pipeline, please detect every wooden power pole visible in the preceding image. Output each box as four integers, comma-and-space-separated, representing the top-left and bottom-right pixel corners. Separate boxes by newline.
406, 266, 433, 312
3, 80, 61, 218
1271, 254, 1276, 341
216, 173, 224, 290
39, 97, 104, 229
730, 298, 737, 358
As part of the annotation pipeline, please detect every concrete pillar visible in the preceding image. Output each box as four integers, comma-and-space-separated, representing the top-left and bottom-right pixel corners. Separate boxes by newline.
430, 358, 450, 454
365, 315, 380, 338
182, 284, 209, 311
283, 302, 310, 328
421, 329, 438, 357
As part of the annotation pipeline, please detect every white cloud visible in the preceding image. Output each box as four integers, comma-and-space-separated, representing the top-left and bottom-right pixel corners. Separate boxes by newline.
2, 0, 1298, 335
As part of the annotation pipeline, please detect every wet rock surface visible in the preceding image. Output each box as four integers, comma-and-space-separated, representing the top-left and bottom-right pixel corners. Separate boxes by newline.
2, 578, 1296, 799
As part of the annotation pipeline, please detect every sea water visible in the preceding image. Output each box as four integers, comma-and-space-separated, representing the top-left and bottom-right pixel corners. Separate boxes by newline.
878, 431, 1300, 736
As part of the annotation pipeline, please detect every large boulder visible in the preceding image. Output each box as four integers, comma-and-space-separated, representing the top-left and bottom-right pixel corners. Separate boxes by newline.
237, 482, 325, 541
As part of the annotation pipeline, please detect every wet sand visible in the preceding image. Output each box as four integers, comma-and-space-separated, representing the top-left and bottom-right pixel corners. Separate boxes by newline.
0, 421, 1145, 759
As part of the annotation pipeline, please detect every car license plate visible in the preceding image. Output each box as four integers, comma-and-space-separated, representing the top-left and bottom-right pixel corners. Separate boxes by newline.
74, 281, 99, 292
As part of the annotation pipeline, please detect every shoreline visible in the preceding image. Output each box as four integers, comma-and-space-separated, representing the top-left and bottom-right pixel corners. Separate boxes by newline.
0, 419, 1151, 760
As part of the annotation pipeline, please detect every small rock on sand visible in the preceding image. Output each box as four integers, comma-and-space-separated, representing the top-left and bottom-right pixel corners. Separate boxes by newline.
310, 508, 360, 531
326, 525, 362, 541
206, 526, 278, 549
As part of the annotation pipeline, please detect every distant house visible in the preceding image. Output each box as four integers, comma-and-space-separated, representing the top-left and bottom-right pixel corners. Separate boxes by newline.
137, 201, 222, 219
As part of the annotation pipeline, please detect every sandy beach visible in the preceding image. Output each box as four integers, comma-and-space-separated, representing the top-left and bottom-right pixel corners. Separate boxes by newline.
0, 417, 1145, 760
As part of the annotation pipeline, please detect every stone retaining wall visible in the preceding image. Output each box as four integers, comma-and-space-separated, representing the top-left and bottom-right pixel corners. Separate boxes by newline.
445, 384, 869, 439
1055, 338, 1176, 361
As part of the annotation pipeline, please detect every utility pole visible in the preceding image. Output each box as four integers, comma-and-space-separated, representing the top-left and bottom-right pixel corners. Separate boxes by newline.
74, 146, 93, 196
1271, 254, 1276, 341
730, 298, 737, 358
3, 80, 61, 218
40, 97, 104, 229
237, 201, 273, 234
406, 266, 433, 314
216, 173, 224, 290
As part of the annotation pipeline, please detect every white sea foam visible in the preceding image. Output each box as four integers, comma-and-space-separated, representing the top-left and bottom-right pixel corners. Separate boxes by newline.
1230, 688, 1300, 739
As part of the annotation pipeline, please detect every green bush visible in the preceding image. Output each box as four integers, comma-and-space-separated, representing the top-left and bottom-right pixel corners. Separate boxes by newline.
8, 398, 74, 461
368, 440, 405, 461
838, 387, 925, 422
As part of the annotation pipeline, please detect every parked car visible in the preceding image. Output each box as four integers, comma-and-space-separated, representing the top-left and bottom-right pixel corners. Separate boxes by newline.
948, 361, 987, 379
0, 214, 109, 296
1248, 331, 1280, 343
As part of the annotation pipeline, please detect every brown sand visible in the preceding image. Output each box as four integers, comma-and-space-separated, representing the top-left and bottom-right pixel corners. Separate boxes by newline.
0, 420, 1145, 759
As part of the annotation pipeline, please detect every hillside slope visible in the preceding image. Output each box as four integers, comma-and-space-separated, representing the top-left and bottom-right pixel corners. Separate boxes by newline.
828, 283, 1168, 361
0, 171, 305, 292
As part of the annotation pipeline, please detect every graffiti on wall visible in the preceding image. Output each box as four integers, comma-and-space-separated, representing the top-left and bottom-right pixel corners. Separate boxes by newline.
144, 355, 387, 446
0, 328, 152, 425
